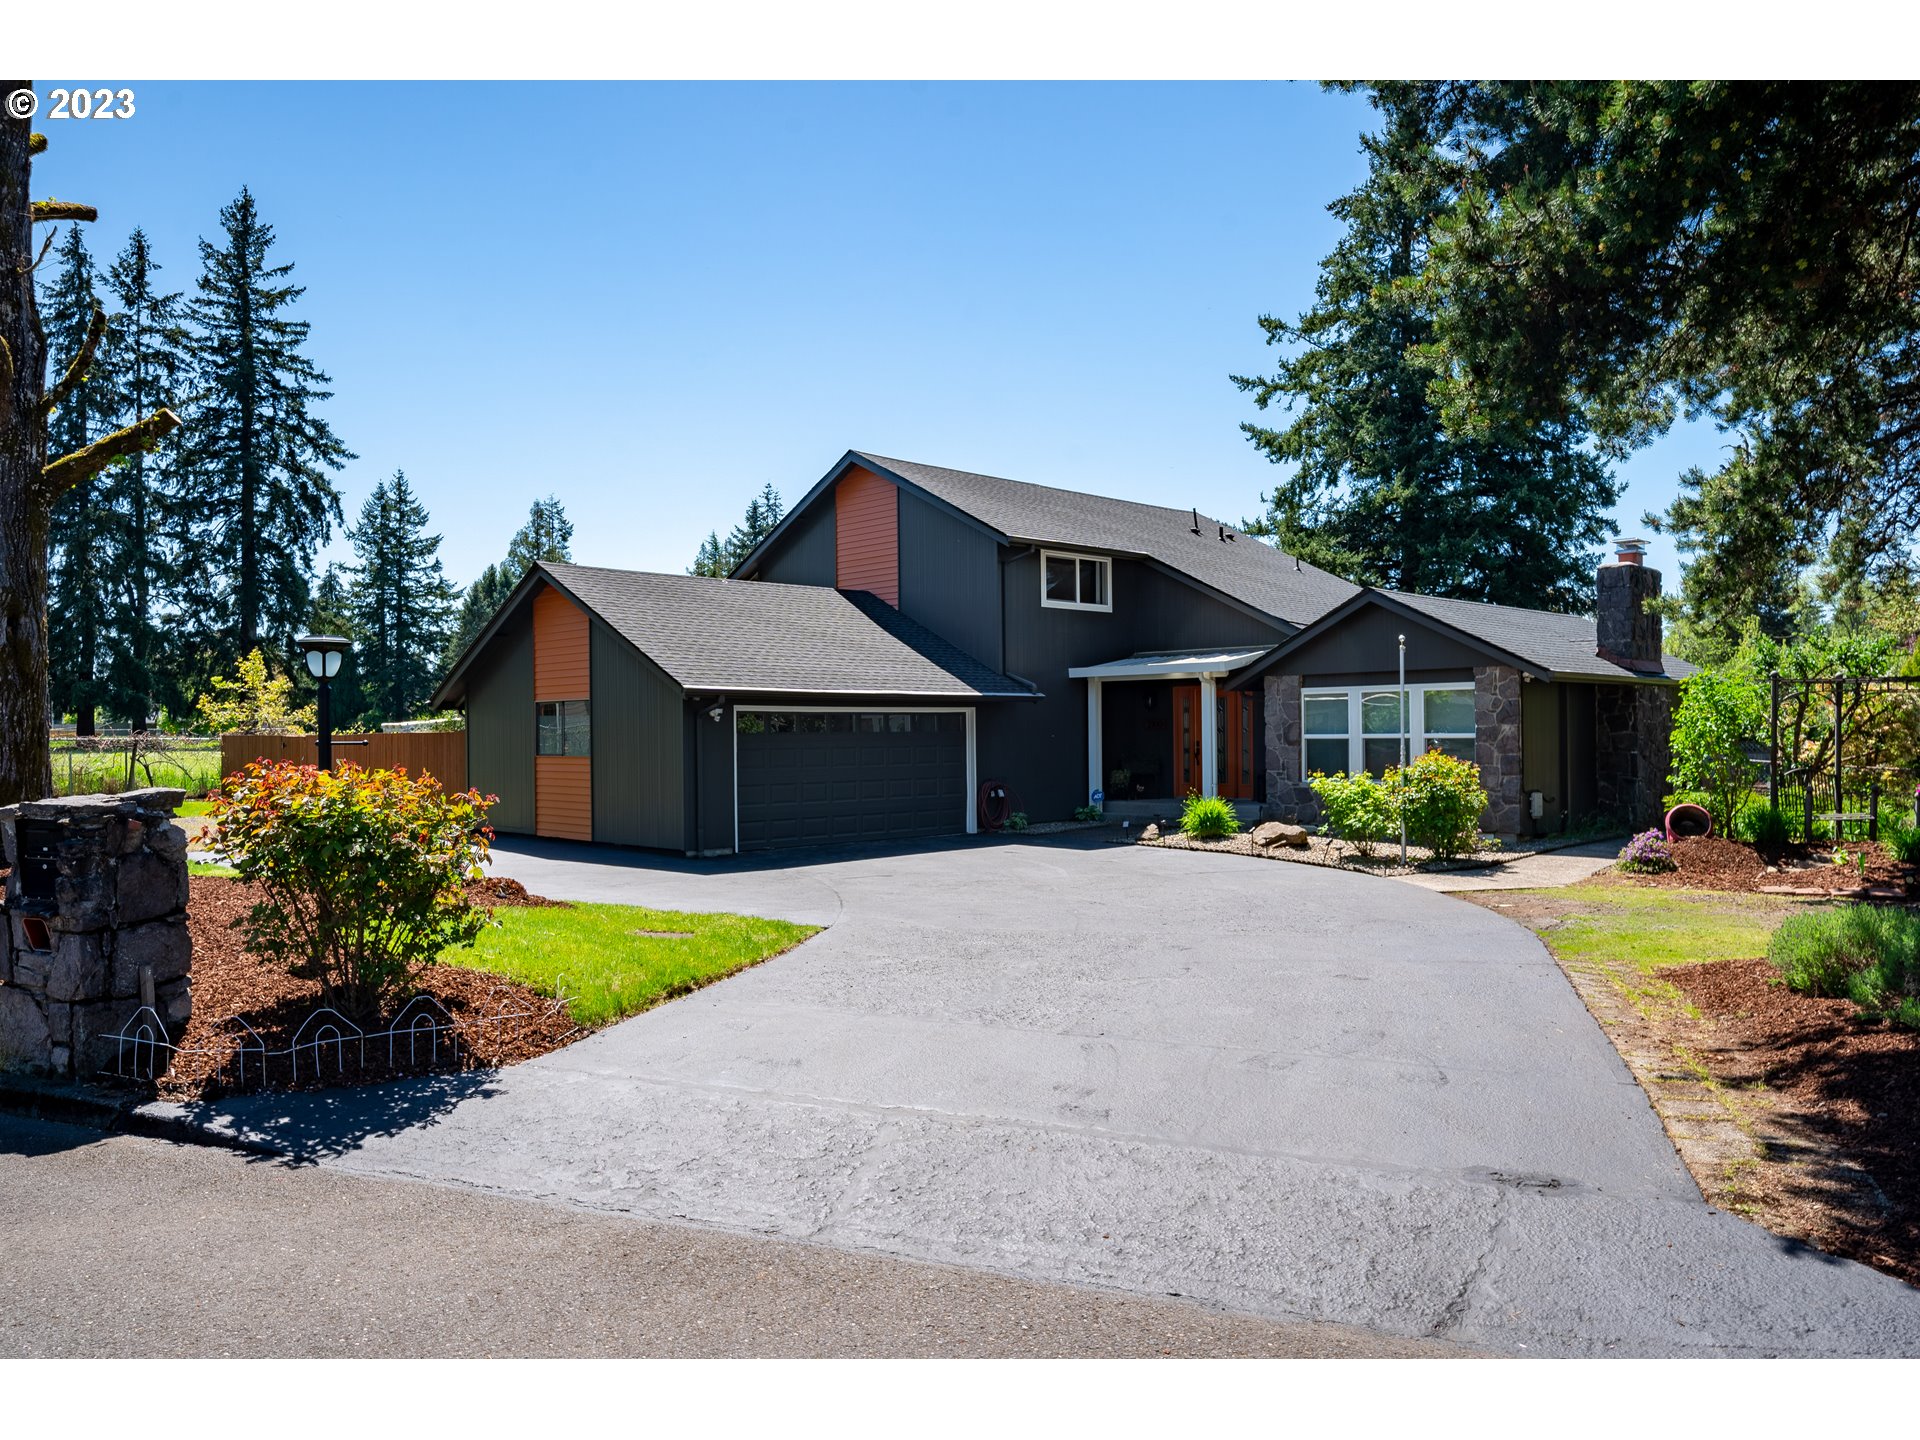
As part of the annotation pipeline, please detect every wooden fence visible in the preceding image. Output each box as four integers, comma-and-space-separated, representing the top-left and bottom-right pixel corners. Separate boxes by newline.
219, 731, 467, 790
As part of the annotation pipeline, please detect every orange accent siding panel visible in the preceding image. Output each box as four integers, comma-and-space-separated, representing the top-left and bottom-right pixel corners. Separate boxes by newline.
535, 756, 593, 841
834, 466, 899, 606
533, 585, 591, 700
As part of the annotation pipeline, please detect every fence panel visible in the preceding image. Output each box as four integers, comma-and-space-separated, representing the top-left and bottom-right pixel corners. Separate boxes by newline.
219, 731, 467, 789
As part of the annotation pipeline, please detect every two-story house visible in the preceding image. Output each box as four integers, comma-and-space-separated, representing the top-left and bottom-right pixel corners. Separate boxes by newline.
433, 450, 1689, 853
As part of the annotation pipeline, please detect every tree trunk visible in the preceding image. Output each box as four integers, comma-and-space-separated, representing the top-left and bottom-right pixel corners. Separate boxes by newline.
0, 94, 54, 803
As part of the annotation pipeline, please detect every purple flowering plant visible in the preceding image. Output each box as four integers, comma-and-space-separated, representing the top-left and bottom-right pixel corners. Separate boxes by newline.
1617, 828, 1677, 874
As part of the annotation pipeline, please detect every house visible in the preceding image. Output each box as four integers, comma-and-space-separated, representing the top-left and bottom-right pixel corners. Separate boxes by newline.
433, 452, 1689, 853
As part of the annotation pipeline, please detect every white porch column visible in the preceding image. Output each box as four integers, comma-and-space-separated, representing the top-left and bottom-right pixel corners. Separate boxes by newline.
1086, 677, 1104, 807
1199, 675, 1219, 796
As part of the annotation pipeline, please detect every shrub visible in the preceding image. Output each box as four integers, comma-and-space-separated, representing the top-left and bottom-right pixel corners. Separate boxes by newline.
1884, 818, 1920, 866
1617, 829, 1676, 873
1741, 803, 1791, 850
1073, 804, 1103, 822
1667, 668, 1767, 836
1387, 750, 1487, 861
1769, 904, 1920, 1018
210, 761, 495, 1021
1006, 810, 1029, 832
1308, 770, 1394, 856
1179, 793, 1241, 839
193, 648, 317, 735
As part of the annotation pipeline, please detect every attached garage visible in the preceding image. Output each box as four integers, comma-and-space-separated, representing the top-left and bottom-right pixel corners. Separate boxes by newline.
735, 709, 972, 850
435, 563, 1032, 857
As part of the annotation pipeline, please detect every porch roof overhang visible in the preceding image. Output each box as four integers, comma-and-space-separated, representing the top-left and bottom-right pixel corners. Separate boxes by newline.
1067, 647, 1270, 681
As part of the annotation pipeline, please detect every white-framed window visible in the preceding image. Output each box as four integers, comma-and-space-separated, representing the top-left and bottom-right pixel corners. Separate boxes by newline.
1040, 550, 1112, 612
1299, 683, 1475, 777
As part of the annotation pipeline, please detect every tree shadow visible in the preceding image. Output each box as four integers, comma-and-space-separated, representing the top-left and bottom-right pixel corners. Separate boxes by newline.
152, 1067, 503, 1167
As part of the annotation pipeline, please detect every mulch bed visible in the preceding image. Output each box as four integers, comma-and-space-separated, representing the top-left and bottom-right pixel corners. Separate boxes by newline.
1667, 957, 1920, 1287
152, 875, 580, 1100
1627, 835, 1913, 897
1139, 829, 1497, 875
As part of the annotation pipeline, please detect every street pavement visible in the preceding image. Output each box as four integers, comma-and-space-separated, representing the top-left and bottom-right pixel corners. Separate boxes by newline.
0, 1112, 1458, 1357
139, 833, 1920, 1356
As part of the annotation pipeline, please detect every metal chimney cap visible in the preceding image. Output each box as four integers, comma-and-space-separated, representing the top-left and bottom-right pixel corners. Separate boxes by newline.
1611, 538, 1649, 564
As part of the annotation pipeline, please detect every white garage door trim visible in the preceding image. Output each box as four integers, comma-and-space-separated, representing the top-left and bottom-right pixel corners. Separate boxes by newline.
732, 704, 978, 854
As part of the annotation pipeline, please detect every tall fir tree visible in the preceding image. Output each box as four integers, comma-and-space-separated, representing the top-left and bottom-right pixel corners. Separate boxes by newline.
689, 482, 784, 576
40, 226, 118, 734
442, 495, 574, 672
1231, 85, 1617, 613
177, 186, 352, 678
346, 472, 458, 724
98, 227, 190, 726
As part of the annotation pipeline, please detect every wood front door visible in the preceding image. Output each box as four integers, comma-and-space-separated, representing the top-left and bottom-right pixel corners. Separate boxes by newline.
1171, 685, 1257, 800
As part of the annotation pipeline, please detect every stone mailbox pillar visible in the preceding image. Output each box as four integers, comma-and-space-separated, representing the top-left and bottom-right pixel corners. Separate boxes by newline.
0, 788, 192, 1079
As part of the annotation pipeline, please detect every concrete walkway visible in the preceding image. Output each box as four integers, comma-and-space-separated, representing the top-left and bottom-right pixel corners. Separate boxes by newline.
1393, 840, 1624, 893
145, 834, 1920, 1356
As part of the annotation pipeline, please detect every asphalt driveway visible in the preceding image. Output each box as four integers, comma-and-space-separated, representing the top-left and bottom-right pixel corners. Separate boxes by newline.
151, 833, 1920, 1356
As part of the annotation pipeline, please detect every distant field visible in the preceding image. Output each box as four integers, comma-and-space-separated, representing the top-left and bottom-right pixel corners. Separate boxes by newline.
47, 736, 224, 798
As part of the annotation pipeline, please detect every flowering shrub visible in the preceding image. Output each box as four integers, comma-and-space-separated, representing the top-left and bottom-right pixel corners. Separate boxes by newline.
1179, 793, 1241, 839
1617, 829, 1676, 874
209, 762, 496, 1020
1390, 750, 1488, 861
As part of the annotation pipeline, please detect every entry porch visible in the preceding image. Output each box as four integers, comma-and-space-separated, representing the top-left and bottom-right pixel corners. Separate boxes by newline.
1067, 648, 1267, 810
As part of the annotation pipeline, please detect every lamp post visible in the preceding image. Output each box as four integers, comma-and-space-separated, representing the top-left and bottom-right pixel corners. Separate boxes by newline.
296, 635, 352, 770
1398, 632, 1408, 866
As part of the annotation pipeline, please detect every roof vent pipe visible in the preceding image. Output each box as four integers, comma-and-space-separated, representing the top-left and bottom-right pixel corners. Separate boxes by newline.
1190, 508, 1201, 536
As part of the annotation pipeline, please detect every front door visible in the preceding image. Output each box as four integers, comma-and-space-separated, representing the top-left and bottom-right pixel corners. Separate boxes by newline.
1171, 685, 1257, 800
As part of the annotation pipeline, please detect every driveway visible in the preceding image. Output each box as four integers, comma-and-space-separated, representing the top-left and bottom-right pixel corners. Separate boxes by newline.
150, 834, 1920, 1356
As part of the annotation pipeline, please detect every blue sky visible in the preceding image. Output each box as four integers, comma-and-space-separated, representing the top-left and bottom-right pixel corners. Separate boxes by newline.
35, 80, 1724, 591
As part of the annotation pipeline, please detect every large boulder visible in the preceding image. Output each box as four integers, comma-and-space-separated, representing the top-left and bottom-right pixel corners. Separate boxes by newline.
1251, 821, 1309, 849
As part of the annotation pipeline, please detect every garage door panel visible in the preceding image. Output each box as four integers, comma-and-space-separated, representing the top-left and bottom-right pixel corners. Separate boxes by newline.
737, 710, 968, 851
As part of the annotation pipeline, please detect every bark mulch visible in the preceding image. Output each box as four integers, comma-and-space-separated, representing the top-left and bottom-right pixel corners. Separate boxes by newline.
154, 875, 579, 1101
1667, 956, 1920, 1287
1628, 835, 1913, 898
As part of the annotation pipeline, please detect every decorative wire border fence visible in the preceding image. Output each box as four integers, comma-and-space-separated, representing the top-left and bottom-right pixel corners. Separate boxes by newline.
100, 991, 576, 1092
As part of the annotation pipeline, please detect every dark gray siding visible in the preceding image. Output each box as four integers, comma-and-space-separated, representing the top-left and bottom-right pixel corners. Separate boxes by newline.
979, 553, 1285, 820
898, 491, 1003, 670
466, 606, 535, 834
1521, 681, 1564, 836
589, 619, 687, 850
1281, 606, 1490, 682
752, 498, 836, 586
690, 699, 736, 855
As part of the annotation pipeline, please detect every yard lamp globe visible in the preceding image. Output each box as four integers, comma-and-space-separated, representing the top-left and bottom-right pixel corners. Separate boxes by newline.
296, 635, 352, 770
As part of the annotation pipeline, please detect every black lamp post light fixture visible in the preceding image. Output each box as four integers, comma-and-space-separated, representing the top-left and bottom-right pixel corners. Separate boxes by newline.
297, 634, 352, 770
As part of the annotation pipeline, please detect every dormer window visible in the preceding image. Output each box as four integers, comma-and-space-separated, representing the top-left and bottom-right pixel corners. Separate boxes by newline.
1041, 550, 1112, 612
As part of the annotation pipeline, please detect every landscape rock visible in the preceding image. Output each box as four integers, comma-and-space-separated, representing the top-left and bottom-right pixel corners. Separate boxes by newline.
1251, 821, 1309, 849
112, 917, 193, 998
1139, 823, 1160, 841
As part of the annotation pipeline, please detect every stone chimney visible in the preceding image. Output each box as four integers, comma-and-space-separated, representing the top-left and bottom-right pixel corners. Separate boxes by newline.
1596, 538, 1664, 674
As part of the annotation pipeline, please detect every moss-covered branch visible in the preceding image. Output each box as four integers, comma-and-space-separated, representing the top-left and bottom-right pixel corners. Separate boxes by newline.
28, 132, 46, 156
31, 198, 97, 223
0, 334, 13, 428
43, 408, 180, 495
40, 301, 105, 419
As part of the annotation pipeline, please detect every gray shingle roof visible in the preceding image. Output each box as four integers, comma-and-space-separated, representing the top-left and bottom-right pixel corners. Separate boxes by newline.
542, 563, 1032, 697
1379, 589, 1697, 683
853, 452, 1360, 629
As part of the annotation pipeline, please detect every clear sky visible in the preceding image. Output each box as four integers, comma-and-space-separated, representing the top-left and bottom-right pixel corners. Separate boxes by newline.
35, 80, 1725, 593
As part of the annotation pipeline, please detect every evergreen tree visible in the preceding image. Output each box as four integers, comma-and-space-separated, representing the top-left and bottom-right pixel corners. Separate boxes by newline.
1232, 85, 1616, 612
98, 227, 190, 726
689, 482, 785, 576
443, 496, 574, 670
177, 186, 352, 670
40, 226, 119, 734
346, 471, 457, 724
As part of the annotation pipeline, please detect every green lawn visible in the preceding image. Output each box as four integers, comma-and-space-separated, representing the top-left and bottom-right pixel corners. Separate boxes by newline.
458, 902, 819, 1027
187, 860, 239, 878
1489, 882, 1800, 1018
178, 798, 217, 817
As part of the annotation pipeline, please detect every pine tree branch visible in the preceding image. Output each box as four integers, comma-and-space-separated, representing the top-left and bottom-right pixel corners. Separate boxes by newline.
30, 226, 58, 271
43, 408, 181, 495
40, 301, 106, 419
32, 199, 97, 223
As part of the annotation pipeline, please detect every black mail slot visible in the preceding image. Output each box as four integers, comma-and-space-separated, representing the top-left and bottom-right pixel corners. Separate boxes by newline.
15, 818, 60, 905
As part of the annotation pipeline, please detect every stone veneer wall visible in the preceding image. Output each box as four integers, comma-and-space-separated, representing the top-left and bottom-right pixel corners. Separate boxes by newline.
1474, 665, 1525, 839
1596, 683, 1676, 830
0, 788, 192, 1079
1261, 673, 1321, 824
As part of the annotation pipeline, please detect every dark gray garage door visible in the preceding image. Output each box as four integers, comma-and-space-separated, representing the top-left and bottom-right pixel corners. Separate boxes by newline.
736, 710, 968, 851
